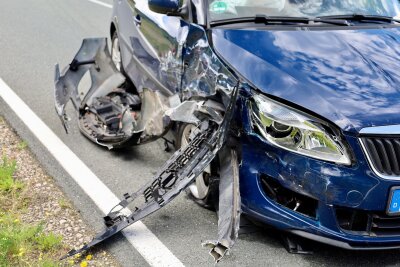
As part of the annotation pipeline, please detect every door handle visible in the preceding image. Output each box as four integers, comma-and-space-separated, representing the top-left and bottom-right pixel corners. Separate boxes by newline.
134, 15, 142, 26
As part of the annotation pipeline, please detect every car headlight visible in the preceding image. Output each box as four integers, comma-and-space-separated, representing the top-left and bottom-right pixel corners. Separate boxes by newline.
250, 94, 351, 165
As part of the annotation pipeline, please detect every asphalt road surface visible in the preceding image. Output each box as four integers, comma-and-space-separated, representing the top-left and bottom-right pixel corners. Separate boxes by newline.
2, 0, 400, 266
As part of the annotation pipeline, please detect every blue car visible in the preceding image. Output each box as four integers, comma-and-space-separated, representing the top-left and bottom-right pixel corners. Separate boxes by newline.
54, 0, 400, 260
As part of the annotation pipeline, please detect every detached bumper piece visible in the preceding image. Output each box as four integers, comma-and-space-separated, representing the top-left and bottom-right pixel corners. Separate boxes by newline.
54, 38, 125, 133
61, 86, 240, 261
54, 38, 142, 149
203, 147, 241, 263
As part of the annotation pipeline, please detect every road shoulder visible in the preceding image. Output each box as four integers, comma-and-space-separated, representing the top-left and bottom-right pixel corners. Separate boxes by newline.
0, 116, 121, 266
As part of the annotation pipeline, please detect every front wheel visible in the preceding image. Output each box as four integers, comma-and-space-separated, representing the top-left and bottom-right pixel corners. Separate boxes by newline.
111, 30, 137, 93
111, 31, 124, 74
176, 123, 219, 210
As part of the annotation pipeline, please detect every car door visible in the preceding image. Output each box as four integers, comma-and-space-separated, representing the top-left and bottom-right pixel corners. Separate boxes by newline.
114, 0, 138, 74
117, 0, 189, 95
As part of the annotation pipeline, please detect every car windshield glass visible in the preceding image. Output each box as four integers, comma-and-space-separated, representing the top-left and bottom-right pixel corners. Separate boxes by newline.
207, 0, 400, 22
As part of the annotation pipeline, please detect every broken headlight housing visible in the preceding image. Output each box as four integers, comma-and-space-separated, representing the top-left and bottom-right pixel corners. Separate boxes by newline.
251, 94, 351, 165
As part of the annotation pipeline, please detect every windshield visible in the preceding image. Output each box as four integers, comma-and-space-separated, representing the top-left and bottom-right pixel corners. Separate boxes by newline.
207, 0, 400, 21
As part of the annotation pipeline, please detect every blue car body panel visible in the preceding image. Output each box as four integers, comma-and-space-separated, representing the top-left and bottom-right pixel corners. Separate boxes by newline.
116, 0, 186, 95
212, 26, 400, 248
212, 27, 400, 133
109, 0, 400, 250
236, 94, 400, 247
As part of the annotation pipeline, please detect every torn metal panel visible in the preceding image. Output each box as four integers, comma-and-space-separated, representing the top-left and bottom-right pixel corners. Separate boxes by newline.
53, 38, 180, 149
61, 85, 239, 260
54, 26, 240, 149
54, 15, 245, 264
165, 100, 202, 125
54, 38, 125, 133
203, 147, 241, 263
165, 99, 224, 125
54, 38, 146, 149
182, 25, 238, 100
135, 88, 171, 141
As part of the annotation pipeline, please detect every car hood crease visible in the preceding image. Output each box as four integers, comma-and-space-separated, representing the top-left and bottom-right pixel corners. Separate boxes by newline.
211, 26, 400, 133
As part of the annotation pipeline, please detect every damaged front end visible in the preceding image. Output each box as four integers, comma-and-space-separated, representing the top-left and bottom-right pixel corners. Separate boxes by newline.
55, 38, 171, 149
55, 38, 146, 149
54, 35, 242, 262
60, 81, 240, 261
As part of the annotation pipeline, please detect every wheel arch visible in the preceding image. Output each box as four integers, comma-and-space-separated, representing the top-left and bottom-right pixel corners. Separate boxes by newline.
110, 23, 116, 39
110, 17, 118, 39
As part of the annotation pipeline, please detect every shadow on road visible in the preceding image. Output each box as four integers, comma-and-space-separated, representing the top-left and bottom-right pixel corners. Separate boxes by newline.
240, 222, 400, 266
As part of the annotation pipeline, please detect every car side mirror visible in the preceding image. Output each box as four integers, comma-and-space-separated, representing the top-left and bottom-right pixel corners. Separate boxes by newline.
148, 0, 186, 16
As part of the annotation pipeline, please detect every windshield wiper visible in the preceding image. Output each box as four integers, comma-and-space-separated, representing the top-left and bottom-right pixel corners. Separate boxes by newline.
210, 15, 349, 27
317, 14, 400, 24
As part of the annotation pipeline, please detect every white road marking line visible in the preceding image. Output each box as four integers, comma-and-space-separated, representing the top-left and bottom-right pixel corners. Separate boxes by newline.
0, 78, 185, 267
87, 0, 112, 9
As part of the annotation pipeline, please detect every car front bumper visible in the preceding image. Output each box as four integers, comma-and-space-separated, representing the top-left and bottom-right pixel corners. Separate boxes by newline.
238, 102, 400, 249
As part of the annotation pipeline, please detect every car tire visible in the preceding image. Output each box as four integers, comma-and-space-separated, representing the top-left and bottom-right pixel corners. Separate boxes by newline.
176, 123, 219, 210
111, 31, 126, 75
111, 31, 137, 93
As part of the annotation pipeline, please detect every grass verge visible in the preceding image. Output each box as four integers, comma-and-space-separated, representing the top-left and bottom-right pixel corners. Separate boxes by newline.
0, 116, 119, 266
0, 155, 64, 266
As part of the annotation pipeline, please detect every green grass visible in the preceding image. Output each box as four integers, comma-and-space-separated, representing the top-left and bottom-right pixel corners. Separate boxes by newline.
0, 155, 64, 266
58, 198, 72, 210
35, 232, 63, 251
17, 141, 28, 150
0, 156, 21, 192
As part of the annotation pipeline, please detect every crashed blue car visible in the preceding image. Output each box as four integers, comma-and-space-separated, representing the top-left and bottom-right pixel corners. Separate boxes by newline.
54, 0, 400, 261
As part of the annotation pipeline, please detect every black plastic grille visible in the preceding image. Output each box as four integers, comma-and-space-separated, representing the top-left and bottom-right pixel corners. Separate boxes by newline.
336, 208, 400, 237
371, 213, 400, 236
361, 137, 400, 176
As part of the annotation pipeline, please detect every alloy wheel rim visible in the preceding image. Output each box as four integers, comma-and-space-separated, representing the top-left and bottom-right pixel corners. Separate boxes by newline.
181, 124, 211, 200
111, 37, 122, 71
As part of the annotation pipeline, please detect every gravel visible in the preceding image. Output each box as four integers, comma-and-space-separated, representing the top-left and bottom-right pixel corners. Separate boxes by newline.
0, 116, 121, 267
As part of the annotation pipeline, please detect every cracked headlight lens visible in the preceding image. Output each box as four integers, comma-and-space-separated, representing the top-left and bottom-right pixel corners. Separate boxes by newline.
251, 94, 351, 165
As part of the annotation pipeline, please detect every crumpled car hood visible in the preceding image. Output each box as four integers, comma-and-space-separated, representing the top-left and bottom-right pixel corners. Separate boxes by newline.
211, 26, 400, 133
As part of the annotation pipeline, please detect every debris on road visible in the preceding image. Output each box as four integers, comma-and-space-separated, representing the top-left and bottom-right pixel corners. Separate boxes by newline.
55, 33, 242, 262
202, 147, 241, 263
0, 116, 120, 267
60, 73, 241, 262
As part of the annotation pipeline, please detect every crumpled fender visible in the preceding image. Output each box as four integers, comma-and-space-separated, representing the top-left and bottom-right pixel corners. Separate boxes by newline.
54, 38, 125, 133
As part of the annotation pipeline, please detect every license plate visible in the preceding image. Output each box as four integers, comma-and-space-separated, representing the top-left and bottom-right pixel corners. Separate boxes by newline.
388, 187, 400, 215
